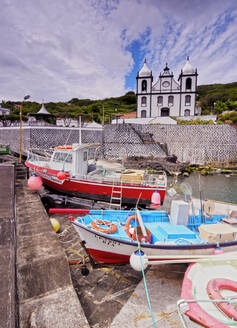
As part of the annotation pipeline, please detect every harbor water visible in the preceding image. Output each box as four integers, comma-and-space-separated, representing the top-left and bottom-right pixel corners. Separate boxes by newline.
170, 172, 237, 204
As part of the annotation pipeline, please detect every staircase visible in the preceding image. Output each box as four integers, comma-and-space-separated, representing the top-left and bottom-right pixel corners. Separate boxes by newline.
16, 163, 28, 180
129, 124, 155, 144
109, 182, 123, 210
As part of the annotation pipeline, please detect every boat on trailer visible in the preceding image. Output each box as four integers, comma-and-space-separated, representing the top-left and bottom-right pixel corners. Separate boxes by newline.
68, 200, 237, 264
25, 143, 167, 207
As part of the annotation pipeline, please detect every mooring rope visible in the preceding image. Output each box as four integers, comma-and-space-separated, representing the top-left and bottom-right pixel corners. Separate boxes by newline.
135, 214, 157, 328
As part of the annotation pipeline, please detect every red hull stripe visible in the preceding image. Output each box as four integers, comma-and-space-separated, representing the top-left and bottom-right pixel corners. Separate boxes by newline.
87, 248, 130, 263
86, 248, 203, 264
49, 208, 90, 214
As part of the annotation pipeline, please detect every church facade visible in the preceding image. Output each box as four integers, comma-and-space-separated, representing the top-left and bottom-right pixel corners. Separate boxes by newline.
136, 57, 198, 118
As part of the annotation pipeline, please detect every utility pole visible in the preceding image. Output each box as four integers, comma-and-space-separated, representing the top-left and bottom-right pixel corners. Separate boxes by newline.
79, 115, 81, 145
19, 95, 30, 163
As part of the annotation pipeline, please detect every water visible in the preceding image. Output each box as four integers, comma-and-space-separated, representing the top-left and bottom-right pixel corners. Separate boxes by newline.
168, 172, 237, 204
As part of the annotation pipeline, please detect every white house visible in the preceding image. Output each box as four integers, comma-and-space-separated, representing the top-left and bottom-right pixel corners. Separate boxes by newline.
136, 57, 198, 118
0, 107, 10, 115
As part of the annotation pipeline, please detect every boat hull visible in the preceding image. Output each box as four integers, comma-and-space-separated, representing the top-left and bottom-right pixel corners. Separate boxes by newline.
73, 222, 237, 264
181, 261, 237, 327
25, 161, 166, 206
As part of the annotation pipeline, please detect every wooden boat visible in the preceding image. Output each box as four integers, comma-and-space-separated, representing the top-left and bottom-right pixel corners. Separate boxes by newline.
25, 143, 167, 207
179, 260, 237, 327
67, 201, 237, 264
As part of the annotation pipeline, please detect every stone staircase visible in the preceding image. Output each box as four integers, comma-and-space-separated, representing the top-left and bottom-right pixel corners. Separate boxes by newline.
129, 124, 155, 144
15, 163, 28, 180
103, 124, 167, 159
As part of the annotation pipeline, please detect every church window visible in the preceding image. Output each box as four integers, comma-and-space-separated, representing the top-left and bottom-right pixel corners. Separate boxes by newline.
186, 78, 192, 90
157, 96, 163, 105
168, 96, 174, 106
184, 109, 190, 116
141, 80, 147, 92
185, 95, 191, 106
141, 96, 147, 106
141, 110, 146, 118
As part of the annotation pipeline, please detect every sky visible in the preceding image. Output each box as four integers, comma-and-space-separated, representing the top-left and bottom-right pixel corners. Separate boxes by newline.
0, 0, 237, 102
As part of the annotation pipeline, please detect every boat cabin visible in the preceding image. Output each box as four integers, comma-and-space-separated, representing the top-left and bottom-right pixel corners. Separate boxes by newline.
50, 143, 99, 176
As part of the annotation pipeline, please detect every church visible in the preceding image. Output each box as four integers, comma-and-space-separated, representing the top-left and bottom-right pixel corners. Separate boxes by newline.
136, 57, 198, 118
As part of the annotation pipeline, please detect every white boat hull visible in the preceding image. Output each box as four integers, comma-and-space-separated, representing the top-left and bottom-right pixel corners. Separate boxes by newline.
74, 222, 237, 264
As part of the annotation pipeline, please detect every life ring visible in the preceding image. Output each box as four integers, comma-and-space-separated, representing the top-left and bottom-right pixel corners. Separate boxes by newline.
55, 145, 72, 149
207, 278, 237, 320
124, 215, 151, 243
90, 220, 117, 234
125, 215, 137, 230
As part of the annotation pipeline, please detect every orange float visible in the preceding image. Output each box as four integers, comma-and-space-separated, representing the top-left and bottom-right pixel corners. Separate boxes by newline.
90, 220, 117, 234
207, 278, 237, 320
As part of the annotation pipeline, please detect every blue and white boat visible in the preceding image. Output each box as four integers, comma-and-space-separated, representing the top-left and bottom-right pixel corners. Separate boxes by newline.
69, 200, 237, 264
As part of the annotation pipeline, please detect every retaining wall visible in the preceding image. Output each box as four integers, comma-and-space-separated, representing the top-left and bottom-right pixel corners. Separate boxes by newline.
0, 124, 236, 165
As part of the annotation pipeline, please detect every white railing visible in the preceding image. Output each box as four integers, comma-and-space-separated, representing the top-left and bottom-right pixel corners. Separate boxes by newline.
27, 150, 167, 187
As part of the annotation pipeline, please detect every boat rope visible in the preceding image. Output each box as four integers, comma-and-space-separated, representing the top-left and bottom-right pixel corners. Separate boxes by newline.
64, 128, 73, 146
135, 214, 157, 328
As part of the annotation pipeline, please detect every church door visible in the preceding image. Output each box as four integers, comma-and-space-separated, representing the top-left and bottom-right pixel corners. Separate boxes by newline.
161, 108, 170, 117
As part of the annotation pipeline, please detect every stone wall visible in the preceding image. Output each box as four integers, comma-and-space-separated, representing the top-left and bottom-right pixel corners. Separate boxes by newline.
0, 127, 102, 155
133, 124, 237, 164
0, 124, 236, 165
103, 124, 167, 159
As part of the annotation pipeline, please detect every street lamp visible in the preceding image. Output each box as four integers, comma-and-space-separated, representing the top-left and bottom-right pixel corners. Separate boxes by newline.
213, 102, 216, 115
19, 95, 30, 163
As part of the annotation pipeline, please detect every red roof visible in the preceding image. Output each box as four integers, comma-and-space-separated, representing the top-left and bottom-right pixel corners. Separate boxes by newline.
119, 111, 137, 118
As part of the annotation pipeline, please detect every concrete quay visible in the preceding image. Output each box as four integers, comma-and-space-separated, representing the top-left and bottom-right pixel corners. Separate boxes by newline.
0, 164, 16, 328
0, 162, 90, 328
16, 179, 90, 328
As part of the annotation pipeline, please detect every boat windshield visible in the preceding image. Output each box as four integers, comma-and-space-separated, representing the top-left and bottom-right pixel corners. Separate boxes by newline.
52, 152, 72, 163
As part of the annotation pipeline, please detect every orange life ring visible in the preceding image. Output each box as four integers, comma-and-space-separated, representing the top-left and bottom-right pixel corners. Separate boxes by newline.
125, 215, 137, 230
124, 215, 151, 243
207, 278, 237, 320
55, 145, 72, 149
90, 220, 117, 234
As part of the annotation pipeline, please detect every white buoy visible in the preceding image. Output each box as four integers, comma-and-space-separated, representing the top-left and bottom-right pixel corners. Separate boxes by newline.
130, 250, 148, 271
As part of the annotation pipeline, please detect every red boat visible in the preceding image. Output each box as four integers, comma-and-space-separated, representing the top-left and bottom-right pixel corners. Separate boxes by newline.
25, 144, 167, 207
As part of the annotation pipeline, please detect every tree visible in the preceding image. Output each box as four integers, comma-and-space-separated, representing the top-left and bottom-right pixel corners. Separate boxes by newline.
0, 114, 20, 126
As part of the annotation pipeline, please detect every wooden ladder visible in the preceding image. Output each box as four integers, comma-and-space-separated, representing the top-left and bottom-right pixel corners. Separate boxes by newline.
109, 181, 123, 210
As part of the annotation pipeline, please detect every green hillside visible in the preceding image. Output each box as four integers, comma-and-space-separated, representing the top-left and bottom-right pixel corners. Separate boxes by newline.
1, 91, 136, 124
197, 82, 237, 113
1, 82, 237, 125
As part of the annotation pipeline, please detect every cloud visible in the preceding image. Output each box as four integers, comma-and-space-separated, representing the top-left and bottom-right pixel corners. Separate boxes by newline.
0, 0, 236, 102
